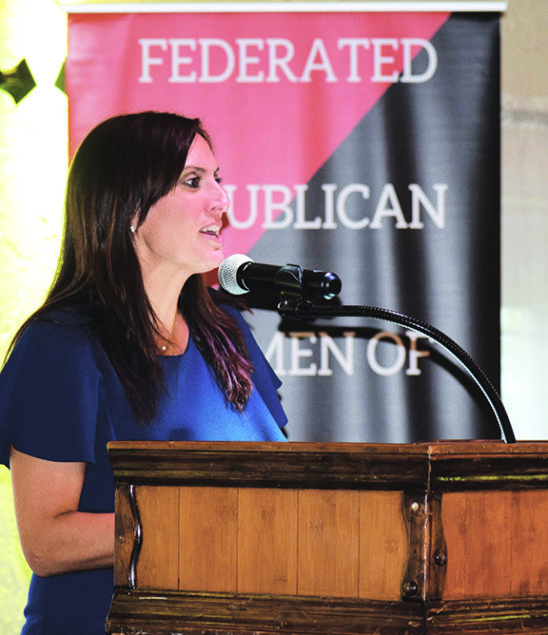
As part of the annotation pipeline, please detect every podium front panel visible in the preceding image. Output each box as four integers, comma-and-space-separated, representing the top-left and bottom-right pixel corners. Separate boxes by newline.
107, 440, 548, 634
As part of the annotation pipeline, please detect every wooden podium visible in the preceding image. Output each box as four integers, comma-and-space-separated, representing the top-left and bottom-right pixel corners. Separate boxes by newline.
106, 440, 548, 635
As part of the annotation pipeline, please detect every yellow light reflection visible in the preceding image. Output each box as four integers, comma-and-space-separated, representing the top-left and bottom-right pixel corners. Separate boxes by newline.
0, 1, 67, 632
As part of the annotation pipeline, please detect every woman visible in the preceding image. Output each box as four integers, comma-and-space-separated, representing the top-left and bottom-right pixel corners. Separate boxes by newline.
0, 111, 287, 634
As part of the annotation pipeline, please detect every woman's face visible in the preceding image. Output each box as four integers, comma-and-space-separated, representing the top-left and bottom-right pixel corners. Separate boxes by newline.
133, 133, 230, 280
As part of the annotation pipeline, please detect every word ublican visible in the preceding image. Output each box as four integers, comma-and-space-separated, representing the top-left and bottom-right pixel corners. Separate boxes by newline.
225, 182, 448, 231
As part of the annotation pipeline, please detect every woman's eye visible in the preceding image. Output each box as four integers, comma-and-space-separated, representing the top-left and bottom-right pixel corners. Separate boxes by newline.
183, 176, 200, 189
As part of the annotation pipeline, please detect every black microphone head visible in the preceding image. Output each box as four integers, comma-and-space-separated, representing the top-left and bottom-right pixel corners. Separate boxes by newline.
218, 253, 253, 295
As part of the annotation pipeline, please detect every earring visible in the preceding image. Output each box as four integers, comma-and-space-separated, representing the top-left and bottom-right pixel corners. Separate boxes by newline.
130, 225, 136, 233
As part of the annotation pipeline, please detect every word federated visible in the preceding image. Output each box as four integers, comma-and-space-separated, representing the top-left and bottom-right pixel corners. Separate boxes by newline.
138, 37, 439, 85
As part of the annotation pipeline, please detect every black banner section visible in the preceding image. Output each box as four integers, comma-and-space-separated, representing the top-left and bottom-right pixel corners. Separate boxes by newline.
244, 14, 502, 443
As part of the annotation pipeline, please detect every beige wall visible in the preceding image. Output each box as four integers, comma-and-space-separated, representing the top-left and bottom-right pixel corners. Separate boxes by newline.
501, 0, 548, 438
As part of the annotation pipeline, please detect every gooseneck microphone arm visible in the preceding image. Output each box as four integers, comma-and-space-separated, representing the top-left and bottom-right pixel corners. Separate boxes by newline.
276, 297, 516, 444
218, 255, 516, 444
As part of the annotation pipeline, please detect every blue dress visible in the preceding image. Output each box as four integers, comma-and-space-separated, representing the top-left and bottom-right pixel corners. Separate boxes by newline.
0, 301, 287, 634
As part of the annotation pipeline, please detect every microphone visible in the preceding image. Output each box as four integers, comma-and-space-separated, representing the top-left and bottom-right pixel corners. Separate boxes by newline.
218, 253, 342, 301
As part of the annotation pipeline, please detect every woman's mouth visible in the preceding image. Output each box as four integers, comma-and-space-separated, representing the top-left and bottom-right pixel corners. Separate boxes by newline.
200, 224, 221, 237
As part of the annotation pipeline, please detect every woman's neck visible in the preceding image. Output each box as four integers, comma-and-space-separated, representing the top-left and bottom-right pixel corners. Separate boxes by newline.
142, 270, 190, 356
156, 309, 189, 356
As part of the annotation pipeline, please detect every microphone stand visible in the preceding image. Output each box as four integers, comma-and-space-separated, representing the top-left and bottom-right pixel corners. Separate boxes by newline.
275, 296, 516, 444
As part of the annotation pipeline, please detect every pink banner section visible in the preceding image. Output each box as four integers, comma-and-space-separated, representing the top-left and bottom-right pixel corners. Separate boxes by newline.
67, 11, 449, 255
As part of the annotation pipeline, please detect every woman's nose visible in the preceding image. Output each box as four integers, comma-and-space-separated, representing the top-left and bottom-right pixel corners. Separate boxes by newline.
212, 180, 230, 213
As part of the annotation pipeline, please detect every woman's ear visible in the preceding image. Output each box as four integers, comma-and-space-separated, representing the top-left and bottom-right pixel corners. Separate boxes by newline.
130, 211, 140, 235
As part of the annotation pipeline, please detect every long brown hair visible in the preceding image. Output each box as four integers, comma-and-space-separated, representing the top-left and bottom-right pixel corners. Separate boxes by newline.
8, 111, 253, 425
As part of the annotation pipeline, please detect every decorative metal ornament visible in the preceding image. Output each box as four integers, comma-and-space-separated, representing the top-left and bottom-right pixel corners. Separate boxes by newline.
55, 61, 66, 95
0, 59, 36, 104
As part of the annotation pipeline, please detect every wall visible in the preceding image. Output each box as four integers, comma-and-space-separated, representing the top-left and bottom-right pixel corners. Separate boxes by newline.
500, 0, 548, 439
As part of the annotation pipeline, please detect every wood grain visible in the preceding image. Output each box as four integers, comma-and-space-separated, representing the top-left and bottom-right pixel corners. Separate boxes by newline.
238, 488, 298, 594
178, 486, 238, 592
297, 489, 361, 597
136, 485, 179, 590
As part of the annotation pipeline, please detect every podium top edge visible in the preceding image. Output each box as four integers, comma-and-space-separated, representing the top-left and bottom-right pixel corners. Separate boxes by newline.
107, 440, 548, 492
107, 439, 548, 457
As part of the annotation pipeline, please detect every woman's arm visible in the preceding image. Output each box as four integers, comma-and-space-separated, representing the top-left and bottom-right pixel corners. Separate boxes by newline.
10, 445, 115, 577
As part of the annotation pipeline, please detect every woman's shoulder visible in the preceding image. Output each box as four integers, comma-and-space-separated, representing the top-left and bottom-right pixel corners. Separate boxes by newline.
10, 305, 99, 363
0, 305, 105, 467
31, 304, 97, 327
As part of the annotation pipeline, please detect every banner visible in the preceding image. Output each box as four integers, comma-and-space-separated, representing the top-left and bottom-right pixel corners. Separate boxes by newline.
66, 5, 503, 442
